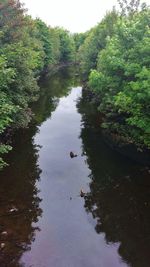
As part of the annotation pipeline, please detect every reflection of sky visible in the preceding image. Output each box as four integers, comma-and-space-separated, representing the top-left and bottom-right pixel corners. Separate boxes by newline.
21, 86, 128, 267
34, 87, 89, 190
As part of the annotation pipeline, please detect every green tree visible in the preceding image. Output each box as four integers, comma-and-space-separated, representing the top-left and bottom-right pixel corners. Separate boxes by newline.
89, 8, 150, 148
0, 56, 16, 169
117, 0, 141, 16
35, 19, 54, 67
57, 28, 75, 63
78, 9, 118, 74
0, 1, 76, 169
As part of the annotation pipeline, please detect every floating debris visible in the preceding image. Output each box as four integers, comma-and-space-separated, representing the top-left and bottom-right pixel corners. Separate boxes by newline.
0, 243, 5, 249
70, 151, 78, 158
1, 231, 8, 236
9, 206, 18, 213
80, 190, 86, 198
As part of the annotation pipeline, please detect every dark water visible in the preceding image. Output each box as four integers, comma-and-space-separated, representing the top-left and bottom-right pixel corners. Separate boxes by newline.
0, 67, 150, 267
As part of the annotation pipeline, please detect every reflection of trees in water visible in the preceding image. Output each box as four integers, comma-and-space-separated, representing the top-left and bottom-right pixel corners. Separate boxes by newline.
0, 66, 80, 267
0, 126, 42, 267
33, 65, 80, 125
78, 92, 150, 267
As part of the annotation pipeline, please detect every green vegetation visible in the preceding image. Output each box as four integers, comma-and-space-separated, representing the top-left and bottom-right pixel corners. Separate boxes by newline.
0, 0, 75, 169
0, 0, 150, 169
78, 1, 150, 149
78, 9, 119, 74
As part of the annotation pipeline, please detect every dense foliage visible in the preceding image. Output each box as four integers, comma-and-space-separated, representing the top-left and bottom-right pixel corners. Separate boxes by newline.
79, 3, 150, 149
0, 0, 75, 169
1, 0, 150, 169
78, 9, 119, 74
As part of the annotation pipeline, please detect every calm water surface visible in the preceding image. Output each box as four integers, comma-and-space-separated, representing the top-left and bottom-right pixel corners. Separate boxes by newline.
0, 67, 150, 267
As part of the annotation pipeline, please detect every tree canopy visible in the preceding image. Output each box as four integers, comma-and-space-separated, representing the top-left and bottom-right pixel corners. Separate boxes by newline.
0, 0, 150, 169
86, 5, 150, 149
0, 0, 75, 169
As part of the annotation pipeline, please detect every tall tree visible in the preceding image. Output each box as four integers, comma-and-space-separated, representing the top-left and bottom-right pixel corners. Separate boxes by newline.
78, 9, 118, 74
117, 0, 141, 15
89, 8, 150, 148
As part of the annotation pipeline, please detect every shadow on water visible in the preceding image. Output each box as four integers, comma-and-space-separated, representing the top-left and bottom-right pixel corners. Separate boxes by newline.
0, 66, 79, 267
33, 66, 80, 126
0, 66, 150, 267
0, 127, 42, 267
77, 91, 150, 267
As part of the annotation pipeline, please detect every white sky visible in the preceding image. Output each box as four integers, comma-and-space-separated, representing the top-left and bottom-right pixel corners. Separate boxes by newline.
22, 0, 150, 33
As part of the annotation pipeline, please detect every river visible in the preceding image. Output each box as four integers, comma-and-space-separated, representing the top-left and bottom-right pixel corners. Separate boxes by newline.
0, 66, 150, 267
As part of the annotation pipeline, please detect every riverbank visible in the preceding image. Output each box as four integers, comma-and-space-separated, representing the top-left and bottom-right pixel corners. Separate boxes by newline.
0, 63, 77, 170
0, 1, 76, 170
82, 85, 150, 166
1, 66, 150, 267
